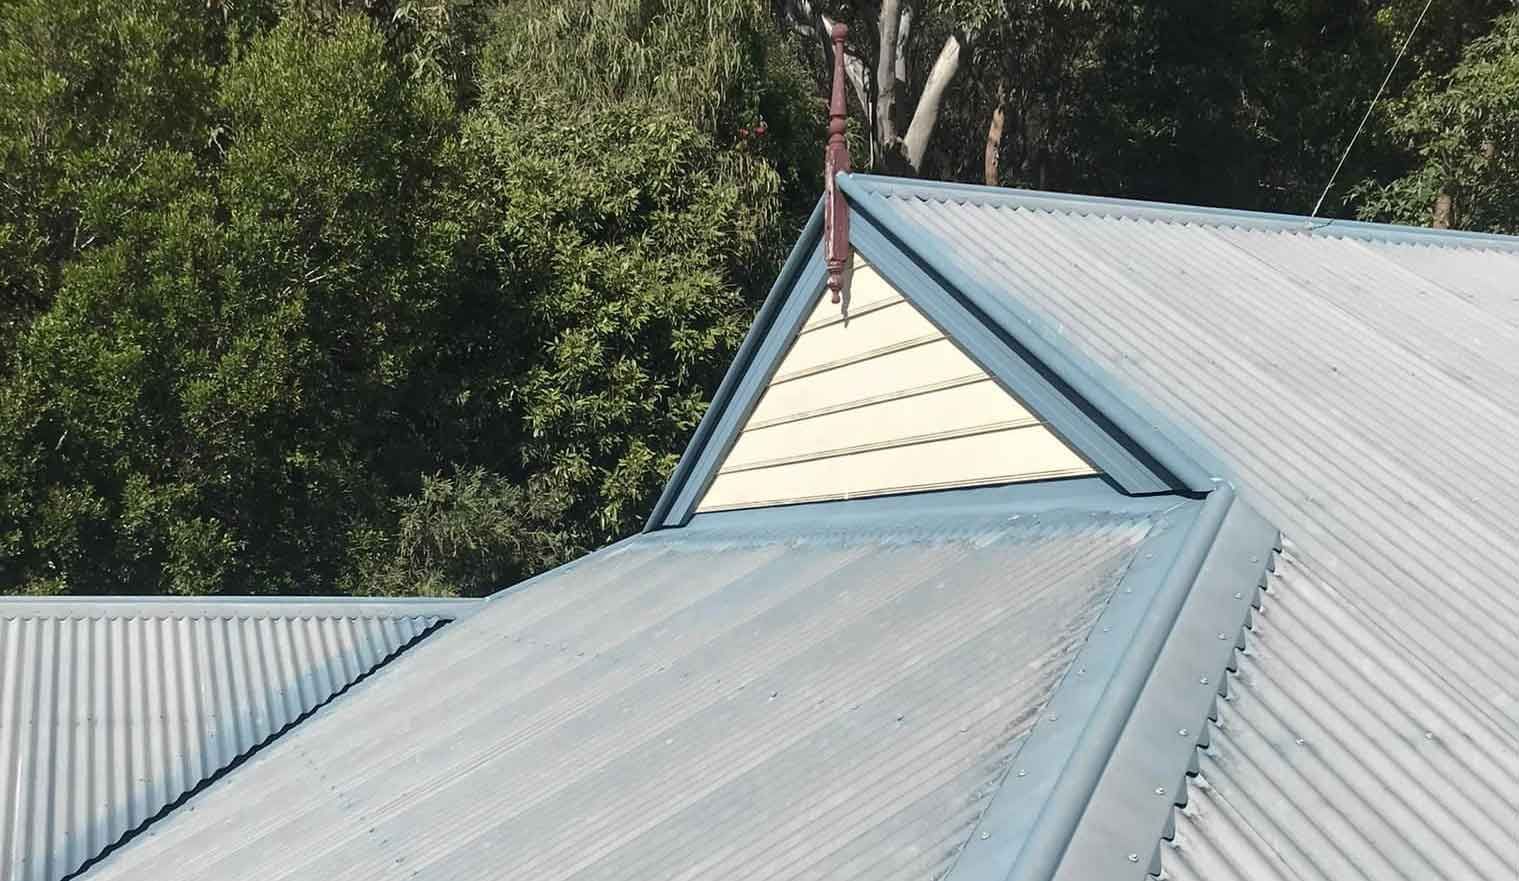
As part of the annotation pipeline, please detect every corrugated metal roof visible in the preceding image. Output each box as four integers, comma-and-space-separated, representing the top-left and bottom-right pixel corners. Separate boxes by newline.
0, 597, 475, 881
841, 175, 1519, 880
79, 489, 1171, 881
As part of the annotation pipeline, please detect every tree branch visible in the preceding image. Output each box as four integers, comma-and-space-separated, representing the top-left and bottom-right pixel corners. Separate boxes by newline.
895, 7, 911, 88
902, 33, 965, 173
780, 0, 870, 120
875, 0, 902, 146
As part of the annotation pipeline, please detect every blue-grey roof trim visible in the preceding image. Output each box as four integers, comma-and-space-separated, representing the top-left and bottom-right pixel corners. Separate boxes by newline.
947, 491, 1202, 879
79, 485, 1177, 881
0, 596, 481, 618
649, 185, 1215, 518
849, 208, 1181, 494
1050, 491, 1277, 881
645, 201, 825, 530
843, 173, 1519, 252
946, 484, 1278, 881
821, 178, 1519, 880
678, 475, 1173, 537
840, 175, 1216, 494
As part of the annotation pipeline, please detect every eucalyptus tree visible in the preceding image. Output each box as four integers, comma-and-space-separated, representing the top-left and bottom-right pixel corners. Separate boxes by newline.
776, 0, 982, 175
1358, 4, 1519, 231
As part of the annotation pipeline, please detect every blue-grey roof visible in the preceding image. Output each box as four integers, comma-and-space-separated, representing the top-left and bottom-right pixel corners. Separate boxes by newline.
0, 596, 476, 881
61, 171, 1516, 881
75, 482, 1258, 881
838, 174, 1519, 880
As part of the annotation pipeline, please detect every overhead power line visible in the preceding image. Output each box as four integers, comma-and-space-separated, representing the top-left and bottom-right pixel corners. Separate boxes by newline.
1310, 0, 1436, 220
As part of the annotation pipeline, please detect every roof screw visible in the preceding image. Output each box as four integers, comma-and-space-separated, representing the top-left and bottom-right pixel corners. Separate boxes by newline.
960, 724, 969, 733
1102, 625, 1112, 633
1047, 713, 1059, 722
896, 713, 906, 723
1128, 854, 1140, 863
769, 690, 779, 700
1295, 737, 1305, 745
1178, 728, 1189, 737
1145, 553, 1154, 559
1154, 786, 1166, 796
1250, 555, 1259, 563
1016, 769, 1028, 777
1199, 676, 1210, 685
1233, 592, 1244, 600
1424, 731, 1435, 740
980, 831, 991, 840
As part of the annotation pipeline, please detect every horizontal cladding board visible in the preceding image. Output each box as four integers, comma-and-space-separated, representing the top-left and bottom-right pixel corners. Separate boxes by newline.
778, 298, 942, 379
700, 423, 1094, 511
725, 378, 1037, 471
801, 265, 904, 332
696, 254, 1100, 513
750, 337, 987, 425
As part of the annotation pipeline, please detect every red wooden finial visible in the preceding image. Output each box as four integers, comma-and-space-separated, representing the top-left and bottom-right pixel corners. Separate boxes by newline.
824, 22, 852, 304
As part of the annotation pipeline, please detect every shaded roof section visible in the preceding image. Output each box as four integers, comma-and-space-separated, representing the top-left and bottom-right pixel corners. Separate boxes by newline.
0, 596, 476, 881
838, 175, 1519, 880
80, 483, 1212, 881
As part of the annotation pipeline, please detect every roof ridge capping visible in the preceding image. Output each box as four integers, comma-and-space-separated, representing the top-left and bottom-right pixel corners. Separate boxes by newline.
946, 482, 1280, 881
0, 595, 482, 620
843, 172, 1519, 252
838, 178, 1220, 495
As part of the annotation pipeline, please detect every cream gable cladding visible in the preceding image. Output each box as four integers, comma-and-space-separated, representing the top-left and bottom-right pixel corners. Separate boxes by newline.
696, 256, 1097, 512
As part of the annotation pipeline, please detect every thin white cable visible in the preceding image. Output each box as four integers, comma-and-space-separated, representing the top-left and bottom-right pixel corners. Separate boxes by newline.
1310, 0, 1436, 220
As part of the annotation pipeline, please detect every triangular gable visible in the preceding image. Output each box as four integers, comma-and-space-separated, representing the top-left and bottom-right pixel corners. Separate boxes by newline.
647, 196, 1206, 529
697, 254, 1095, 511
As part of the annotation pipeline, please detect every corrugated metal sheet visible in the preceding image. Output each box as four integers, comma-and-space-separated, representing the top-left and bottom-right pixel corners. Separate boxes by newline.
80, 500, 1161, 881
0, 597, 473, 881
845, 177, 1519, 880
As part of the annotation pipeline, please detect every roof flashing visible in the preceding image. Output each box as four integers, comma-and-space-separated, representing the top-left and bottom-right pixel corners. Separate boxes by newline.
844, 173, 1519, 252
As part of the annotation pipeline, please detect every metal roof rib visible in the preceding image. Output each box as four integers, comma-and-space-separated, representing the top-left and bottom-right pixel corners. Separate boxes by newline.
839, 173, 1217, 495
844, 176, 1519, 880
0, 598, 474, 881
76, 487, 1234, 881
41, 172, 1519, 881
946, 485, 1277, 881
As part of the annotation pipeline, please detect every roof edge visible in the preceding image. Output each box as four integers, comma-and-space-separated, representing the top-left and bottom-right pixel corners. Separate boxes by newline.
944, 484, 1278, 881
645, 199, 826, 530
57, 616, 457, 881
1049, 487, 1277, 881
0, 596, 482, 620
843, 173, 1519, 252
839, 174, 1216, 494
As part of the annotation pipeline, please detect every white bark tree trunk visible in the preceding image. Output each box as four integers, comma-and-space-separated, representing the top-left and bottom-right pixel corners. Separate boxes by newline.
901, 33, 963, 173
778, 0, 967, 177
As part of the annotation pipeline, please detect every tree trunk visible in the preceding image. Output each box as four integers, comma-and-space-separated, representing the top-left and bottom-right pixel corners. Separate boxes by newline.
1432, 190, 1454, 229
984, 80, 1008, 186
875, 0, 902, 149
901, 33, 964, 174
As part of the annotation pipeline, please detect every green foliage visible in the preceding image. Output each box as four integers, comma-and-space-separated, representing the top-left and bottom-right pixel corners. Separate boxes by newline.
1359, 7, 1519, 231
343, 467, 573, 597
3, 0, 1518, 598
0, 1, 816, 597
485, 0, 824, 287
1, 15, 451, 594
0, 0, 250, 352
